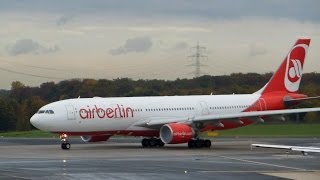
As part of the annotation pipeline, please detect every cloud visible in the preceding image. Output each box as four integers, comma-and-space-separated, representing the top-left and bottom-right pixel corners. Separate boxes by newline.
56, 15, 73, 26
173, 42, 188, 50
160, 41, 189, 52
0, 0, 319, 22
7, 39, 60, 56
249, 42, 267, 57
109, 36, 152, 55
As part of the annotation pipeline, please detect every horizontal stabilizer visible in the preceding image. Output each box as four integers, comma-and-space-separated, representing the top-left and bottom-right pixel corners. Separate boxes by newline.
284, 96, 320, 103
252, 143, 320, 154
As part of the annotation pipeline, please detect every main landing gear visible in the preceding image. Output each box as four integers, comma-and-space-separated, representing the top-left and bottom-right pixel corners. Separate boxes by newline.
141, 138, 165, 148
188, 139, 211, 148
60, 133, 71, 150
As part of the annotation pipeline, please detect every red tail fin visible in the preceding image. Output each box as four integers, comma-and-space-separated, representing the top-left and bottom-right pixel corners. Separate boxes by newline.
258, 38, 311, 94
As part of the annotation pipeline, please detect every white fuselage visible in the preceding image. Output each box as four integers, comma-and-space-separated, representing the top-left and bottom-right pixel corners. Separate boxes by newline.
31, 94, 260, 133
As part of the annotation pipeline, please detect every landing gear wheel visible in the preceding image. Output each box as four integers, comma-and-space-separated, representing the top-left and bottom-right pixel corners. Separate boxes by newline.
196, 139, 204, 148
204, 139, 212, 148
157, 139, 165, 147
142, 138, 150, 147
141, 138, 164, 148
149, 138, 158, 147
61, 142, 71, 150
188, 139, 211, 149
188, 140, 196, 148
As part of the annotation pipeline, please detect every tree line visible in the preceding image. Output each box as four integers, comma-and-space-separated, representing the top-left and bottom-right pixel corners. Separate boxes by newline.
1, 72, 320, 132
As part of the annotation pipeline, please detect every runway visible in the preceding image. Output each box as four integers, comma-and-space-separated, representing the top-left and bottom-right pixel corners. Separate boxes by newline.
0, 137, 319, 179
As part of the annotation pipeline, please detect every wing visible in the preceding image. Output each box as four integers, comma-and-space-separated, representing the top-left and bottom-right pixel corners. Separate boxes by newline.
135, 107, 320, 128
252, 143, 320, 153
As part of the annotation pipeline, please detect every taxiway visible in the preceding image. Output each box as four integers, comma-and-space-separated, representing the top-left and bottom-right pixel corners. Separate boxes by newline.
0, 137, 319, 179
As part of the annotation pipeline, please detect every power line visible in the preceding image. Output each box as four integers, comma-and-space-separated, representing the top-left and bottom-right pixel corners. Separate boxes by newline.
187, 42, 208, 78
0, 59, 68, 72
0, 67, 63, 80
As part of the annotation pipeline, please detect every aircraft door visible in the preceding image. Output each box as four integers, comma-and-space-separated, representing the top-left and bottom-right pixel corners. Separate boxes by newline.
65, 105, 76, 120
199, 101, 210, 115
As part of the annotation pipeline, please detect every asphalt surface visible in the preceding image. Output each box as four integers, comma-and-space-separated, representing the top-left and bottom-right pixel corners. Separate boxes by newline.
0, 137, 319, 180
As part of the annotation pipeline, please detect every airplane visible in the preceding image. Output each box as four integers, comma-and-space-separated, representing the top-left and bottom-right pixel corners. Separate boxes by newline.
251, 143, 320, 156
30, 38, 320, 150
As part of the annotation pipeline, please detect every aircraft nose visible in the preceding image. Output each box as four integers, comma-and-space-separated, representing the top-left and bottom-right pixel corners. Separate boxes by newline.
30, 113, 53, 132
30, 114, 41, 129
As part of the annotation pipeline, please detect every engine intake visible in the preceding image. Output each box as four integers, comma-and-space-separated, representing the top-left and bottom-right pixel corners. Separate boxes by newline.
160, 123, 194, 144
80, 135, 112, 143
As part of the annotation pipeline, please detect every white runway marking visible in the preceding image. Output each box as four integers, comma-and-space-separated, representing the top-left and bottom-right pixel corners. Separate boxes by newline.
217, 155, 308, 171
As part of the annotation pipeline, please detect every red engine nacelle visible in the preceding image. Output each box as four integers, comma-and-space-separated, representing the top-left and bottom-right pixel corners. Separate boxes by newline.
160, 123, 194, 144
80, 135, 112, 143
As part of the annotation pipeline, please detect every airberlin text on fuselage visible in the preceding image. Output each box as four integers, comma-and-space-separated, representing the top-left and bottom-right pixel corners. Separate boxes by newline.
79, 104, 134, 119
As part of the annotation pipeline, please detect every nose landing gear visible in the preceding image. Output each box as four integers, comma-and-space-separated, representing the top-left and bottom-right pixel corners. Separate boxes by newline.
60, 133, 71, 150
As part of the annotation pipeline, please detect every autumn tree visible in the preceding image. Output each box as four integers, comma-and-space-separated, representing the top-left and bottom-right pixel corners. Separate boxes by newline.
17, 96, 47, 130
0, 97, 17, 131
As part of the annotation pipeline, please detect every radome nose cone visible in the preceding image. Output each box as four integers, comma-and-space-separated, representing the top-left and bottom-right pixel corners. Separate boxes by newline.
30, 115, 38, 127
30, 114, 49, 131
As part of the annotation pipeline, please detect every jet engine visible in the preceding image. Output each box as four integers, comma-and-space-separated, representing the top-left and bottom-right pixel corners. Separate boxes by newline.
160, 123, 194, 144
80, 135, 112, 143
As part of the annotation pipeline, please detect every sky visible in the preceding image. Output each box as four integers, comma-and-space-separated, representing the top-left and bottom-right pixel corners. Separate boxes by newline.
0, 0, 319, 89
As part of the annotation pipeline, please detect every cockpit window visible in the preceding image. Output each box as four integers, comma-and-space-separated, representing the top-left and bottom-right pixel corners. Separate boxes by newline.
38, 110, 54, 114
38, 110, 45, 114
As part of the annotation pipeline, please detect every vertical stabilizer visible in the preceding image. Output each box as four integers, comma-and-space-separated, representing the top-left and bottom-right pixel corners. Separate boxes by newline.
257, 38, 310, 94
